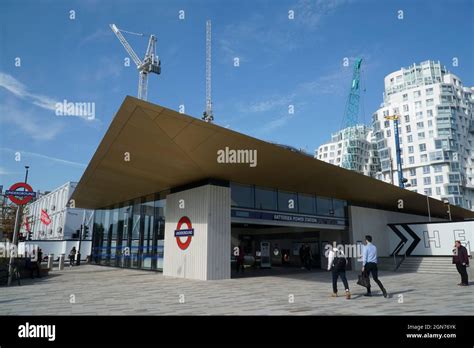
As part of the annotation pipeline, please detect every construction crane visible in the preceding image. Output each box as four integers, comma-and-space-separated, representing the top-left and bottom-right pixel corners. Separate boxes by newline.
109, 23, 161, 101
202, 20, 214, 122
341, 58, 363, 170
385, 114, 408, 188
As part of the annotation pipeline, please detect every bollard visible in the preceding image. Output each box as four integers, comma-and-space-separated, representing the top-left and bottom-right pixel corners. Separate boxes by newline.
47, 253, 54, 271
58, 254, 65, 270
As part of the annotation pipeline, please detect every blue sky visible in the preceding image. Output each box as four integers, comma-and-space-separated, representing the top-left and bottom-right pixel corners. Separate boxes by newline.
1, 0, 473, 193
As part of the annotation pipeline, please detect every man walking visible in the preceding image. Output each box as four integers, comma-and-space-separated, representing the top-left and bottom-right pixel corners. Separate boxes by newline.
362, 235, 387, 298
328, 247, 351, 299
453, 240, 469, 286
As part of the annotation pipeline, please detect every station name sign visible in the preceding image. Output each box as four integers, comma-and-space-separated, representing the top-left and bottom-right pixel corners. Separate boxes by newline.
231, 209, 347, 226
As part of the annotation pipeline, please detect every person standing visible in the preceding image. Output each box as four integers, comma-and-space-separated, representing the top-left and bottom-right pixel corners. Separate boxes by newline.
304, 244, 312, 271
235, 244, 245, 273
453, 240, 469, 286
328, 247, 351, 299
69, 247, 77, 268
362, 235, 387, 298
299, 244, 306, 270
36, 248, 43, 278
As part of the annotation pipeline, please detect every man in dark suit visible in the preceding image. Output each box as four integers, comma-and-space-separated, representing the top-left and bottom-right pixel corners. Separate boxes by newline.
453, 240, 470, 286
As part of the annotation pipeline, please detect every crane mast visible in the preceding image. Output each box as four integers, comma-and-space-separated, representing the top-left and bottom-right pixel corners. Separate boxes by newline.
110, 24, 161, 101
202, 20, 214, 122
385, 114, 407, 188
341, 58, 363, 170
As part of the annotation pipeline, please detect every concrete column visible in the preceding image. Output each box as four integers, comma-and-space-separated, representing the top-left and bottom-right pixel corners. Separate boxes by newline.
58, 254, 65, 270
163, 184, 231, 280
47, 254, 54, 271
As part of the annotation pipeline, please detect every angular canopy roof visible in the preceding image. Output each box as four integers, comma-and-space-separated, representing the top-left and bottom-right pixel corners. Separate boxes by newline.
72, 96, 474, 220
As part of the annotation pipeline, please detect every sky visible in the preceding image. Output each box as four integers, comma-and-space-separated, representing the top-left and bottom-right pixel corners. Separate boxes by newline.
0, 0, 473, 193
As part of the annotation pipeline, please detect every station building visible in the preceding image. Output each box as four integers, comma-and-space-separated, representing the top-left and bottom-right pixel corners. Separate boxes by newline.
72, 97, 474, 280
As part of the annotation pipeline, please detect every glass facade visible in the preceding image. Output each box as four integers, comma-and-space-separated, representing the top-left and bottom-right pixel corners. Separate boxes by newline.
92, 191, 167, 271
230, 182, 348, 218
255, 187, 277, 210
92, 183, 348, 272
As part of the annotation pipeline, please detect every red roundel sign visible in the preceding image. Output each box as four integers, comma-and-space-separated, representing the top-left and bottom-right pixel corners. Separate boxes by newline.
174, 216, 194, 250
6, 182, 35, 205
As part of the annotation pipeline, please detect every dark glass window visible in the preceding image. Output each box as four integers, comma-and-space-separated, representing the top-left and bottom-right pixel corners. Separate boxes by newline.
298, 193, 316, 214
102, 208, 112, 265
91, 191, 167, 272
92, 210, 104, 264
142, 195, 155, 270
230, 182, 254, 208
332, 199, 347, 217
154, 197, 166, 271
278, 190, 298, 212
317, 197, 333, 216
111, 207, 119, 239
131, 198, 142, 268
255, 187, 277, 210
120, 204, 132, 268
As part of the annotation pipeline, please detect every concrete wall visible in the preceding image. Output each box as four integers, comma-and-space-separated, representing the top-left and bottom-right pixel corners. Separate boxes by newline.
389, 221, 474, 256
163, 185, 231, 280
349, 205, 444, 271
20, 182, 93, 241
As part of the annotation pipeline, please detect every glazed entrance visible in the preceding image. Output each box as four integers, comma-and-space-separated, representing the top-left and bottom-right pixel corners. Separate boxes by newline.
231, 223, 346, 277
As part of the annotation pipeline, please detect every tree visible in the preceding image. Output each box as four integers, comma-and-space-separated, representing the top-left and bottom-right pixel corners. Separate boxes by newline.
0, 197, 18, 241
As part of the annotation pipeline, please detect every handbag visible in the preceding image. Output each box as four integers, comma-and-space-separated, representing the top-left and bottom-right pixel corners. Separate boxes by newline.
357, 272, 370, 288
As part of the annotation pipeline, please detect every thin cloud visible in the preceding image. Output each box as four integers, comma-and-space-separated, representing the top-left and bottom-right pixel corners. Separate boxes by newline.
217, 13, 295, 63
0, 147, 86, 168
258, 114, 295, 135
0, 167, 22, 176
0, 72, 100, 123
0, 99, 64, 141
243, 60, 361, 135
294, 0, 352, 30
0, 72, 57, 111
296, 67, 352, 96
245, 63, 352, 116
247, 94, 295, 113
78, 28, 111, 47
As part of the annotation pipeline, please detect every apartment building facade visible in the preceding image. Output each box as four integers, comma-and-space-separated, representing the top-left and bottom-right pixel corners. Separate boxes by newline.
372, 60, 474, 210
315, 125, 380, 177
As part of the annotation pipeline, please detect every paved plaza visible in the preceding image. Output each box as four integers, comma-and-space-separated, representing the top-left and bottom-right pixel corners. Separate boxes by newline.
1, 265, 472, 315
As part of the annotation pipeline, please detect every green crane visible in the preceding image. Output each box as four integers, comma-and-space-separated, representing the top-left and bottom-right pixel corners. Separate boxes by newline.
341, 58, 363, 170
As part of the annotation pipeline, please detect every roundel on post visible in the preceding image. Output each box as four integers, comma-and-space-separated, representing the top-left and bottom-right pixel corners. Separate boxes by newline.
174, 216, 194, 250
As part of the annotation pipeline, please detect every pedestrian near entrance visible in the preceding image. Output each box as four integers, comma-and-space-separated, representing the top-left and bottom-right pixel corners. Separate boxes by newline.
362, 235, 388, 298
235, 245, 244, 273
69, 247, 77, 268
304, 244, 312, 270
328, 247, 351, 299
452, 240, 469, 286
36, 248, 43, 277
299, 244, 306, 269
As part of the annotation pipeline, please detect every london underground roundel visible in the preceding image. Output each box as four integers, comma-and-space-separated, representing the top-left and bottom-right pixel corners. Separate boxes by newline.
6, 182, 35, 205
174, 216, 194, 250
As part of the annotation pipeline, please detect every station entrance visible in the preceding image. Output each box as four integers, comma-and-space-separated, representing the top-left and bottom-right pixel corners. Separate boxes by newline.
231, 223, 349, 278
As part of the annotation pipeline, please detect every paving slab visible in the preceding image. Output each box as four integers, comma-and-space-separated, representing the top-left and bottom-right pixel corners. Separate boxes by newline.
0, 265, 472, 315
